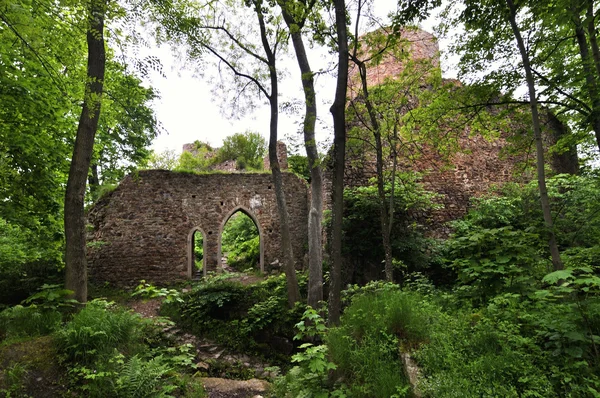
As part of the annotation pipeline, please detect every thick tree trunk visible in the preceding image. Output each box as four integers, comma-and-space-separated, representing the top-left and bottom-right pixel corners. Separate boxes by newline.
586, 2, 600, 77
64, 0, 107, 303
256, 5, 300, 307
328, 0, 349, 326
507, 0, 563, 271
285, 26, 323, 309
572, 6, 600, 152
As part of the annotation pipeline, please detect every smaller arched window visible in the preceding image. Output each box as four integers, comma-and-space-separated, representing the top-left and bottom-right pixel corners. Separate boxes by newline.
188, 228, 206, 278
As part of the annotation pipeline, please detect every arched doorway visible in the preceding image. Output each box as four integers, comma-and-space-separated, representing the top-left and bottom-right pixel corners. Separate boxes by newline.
188, 227, 207, 278
218, 206, 264, 273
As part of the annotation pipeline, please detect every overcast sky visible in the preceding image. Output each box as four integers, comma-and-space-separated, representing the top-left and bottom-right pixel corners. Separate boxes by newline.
144, 2, 451, 155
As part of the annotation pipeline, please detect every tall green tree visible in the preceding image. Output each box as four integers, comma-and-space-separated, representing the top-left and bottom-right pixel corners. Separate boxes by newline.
447, 0, 563, 270
347, 0, 440, 282
328, 0, 349, 326
442, 0, 600, 157
277, 0, 325, 309
64, 0, 108, 302
1, 0, 159, 302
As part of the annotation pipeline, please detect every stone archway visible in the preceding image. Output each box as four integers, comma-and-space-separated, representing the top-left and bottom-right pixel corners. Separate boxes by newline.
87, 170, 308, 286
217, 206, 264, 273
188, 227, 207, 278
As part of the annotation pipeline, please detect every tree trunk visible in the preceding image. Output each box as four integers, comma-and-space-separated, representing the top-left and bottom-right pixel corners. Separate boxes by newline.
328, 0, 349, 326
255, 4, 301, 307
506, 0, 563, 271
572, 5, 600, 152
88, 162, 100, 198
354, 61, 394, 281
64, 0, 107, 303
586, 2, 600, 77
283, 21, 323, 309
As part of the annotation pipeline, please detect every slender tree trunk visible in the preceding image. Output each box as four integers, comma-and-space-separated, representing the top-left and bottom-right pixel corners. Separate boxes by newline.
353, 60, 394, 281
283, 23, 323, 309
572, 6, 600, 152
506, 0, 563, 271
328, 0, 349, 326
255, 3, 300, 306
64, 0, 107, 303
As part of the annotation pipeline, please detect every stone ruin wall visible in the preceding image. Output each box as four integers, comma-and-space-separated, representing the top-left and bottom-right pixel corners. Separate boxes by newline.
342, 28, 578, 235
263, 141, 289, 170
348, 28, 440, 97
87, 170, 308, 286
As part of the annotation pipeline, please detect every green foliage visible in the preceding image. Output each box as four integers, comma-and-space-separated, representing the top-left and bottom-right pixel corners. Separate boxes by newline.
132, 281, 183, 304
273, 308, 339, 398
341, 175, 440, 281
216, 131, 266, 170
0, 305, 62, 341
0, 284, 75, 339
288, 154, 311, 181
0, 363, 28, 397
416, 296, 556, 398
71, 351, 197, 398
168, 274, 306, 361
176, 141, 216, 173
0, 0, 159, 305
446, 174, 600, 304
55, 299, 148, 365
326, 288, 430, 397
146, 149, 180, 170
193, 232, 204, 270
0, 217, 63, 305
448, 225, 546, 304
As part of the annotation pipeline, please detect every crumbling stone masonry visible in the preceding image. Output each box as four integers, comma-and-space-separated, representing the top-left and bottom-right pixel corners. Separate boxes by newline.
87, 170, 308, 286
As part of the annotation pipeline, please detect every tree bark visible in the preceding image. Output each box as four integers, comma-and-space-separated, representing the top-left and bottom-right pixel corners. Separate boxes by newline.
64, 0, 107, 303
88, 162, 100, 197
572, 4, 600, 152
279, 5, 324, 308
353, 60, 394, 282
328, 0, 349, 326
255, 2, 301, 307
586, 2, 600, 77
506, 0, 563, 271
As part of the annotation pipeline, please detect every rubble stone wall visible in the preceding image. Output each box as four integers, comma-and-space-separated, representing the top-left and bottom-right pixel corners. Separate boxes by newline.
87, 170, 308, 286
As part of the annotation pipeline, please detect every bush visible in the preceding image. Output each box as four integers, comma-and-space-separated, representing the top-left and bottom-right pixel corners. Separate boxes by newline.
0, 305, 62, 340
0, 284, 75, 339
55, 299, 147, 365
169, 274, 306, 361
326, 288, 436, 397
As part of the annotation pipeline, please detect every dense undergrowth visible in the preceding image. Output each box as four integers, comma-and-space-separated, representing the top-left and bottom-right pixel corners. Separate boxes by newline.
272, 173, 600, 397
1, 173, 599, 397
0, 285, 205, 397
163, 273, 308, 365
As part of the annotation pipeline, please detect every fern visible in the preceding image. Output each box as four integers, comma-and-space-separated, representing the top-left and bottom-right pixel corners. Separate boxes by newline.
116, 355, 174, 398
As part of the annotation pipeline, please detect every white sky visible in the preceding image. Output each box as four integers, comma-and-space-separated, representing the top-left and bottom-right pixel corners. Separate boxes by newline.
145, 2, 451, 155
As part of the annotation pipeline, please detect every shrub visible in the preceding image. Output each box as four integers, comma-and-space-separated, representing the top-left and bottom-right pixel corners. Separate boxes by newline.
325, 288, 435, 397
0, 305, 62, 340
169, 274, 306, 361
0, 284, 75, 339
55, 299, 147, 364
